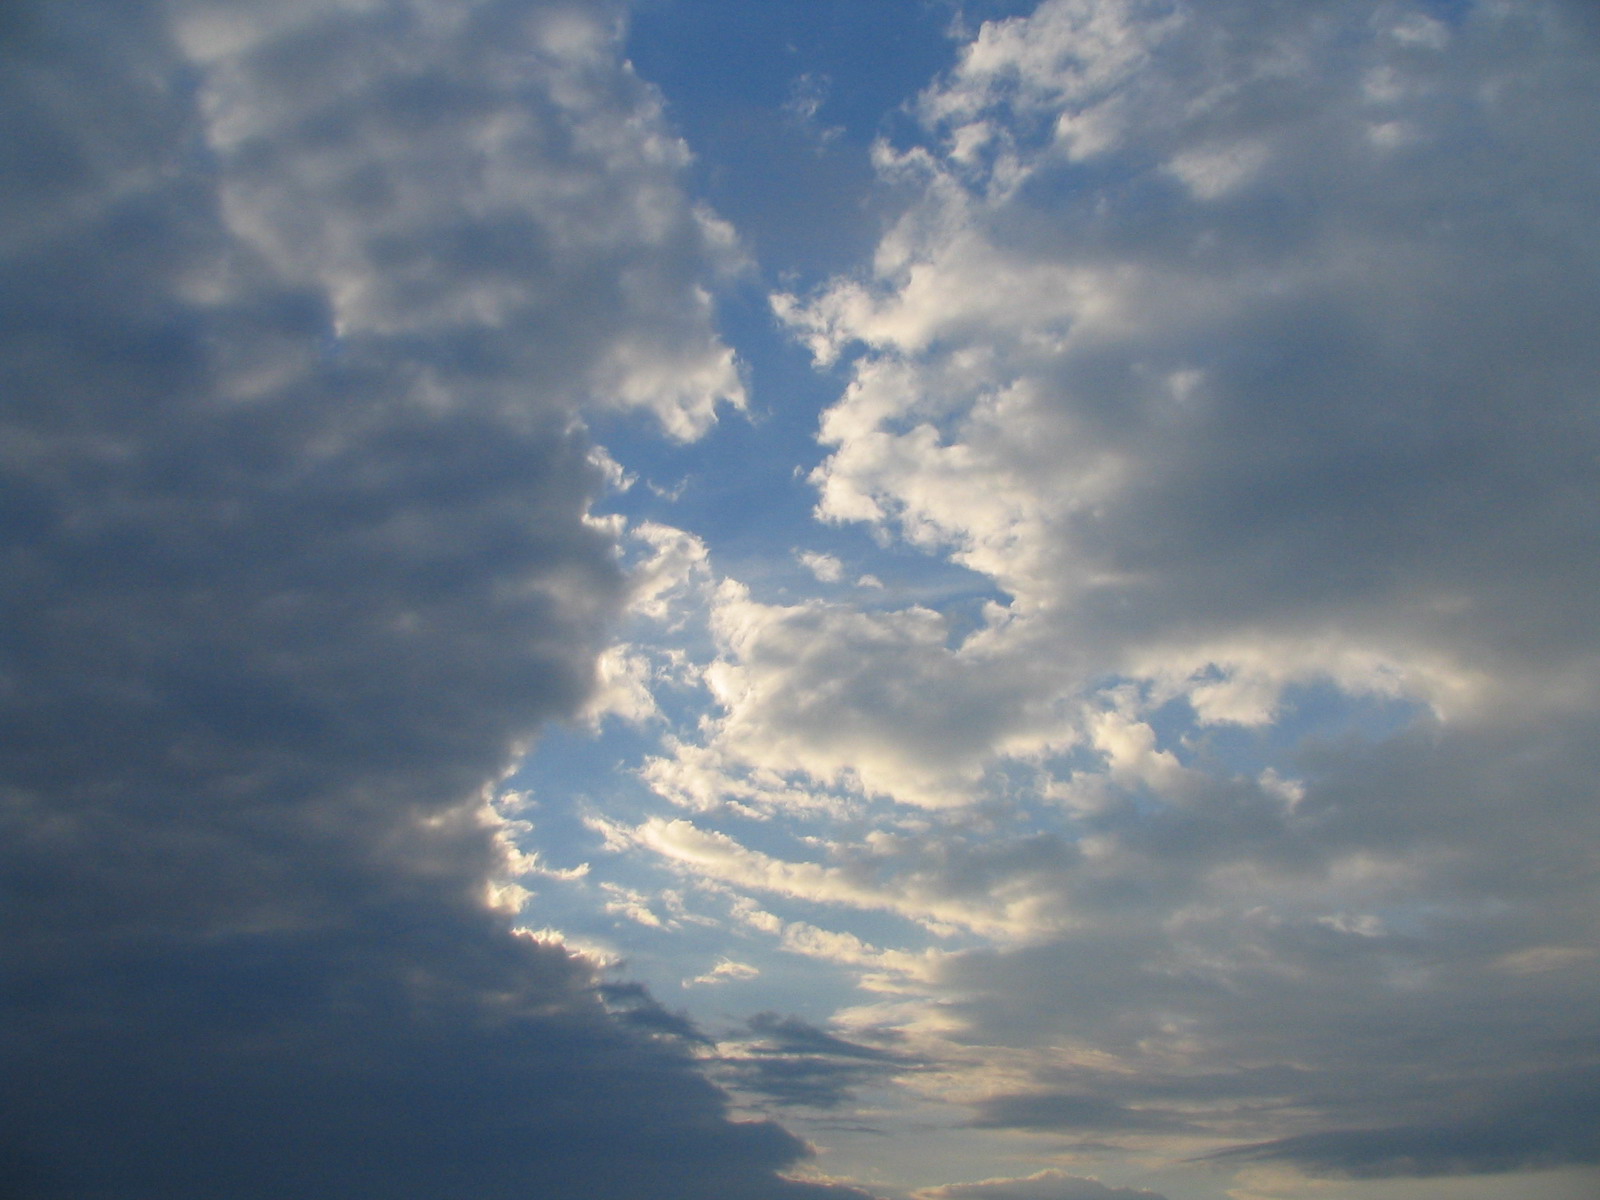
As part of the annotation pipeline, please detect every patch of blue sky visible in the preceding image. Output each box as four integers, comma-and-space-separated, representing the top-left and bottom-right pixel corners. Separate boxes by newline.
626, 0, 1040, 282
1419, 0, 1475, 25
585, 289, 1011, 642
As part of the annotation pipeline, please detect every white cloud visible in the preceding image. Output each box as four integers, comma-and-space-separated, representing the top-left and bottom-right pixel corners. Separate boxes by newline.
638, 738, 857, 818
687, 957, 761, 987
797, 549, 846, 583
602, 881, 671, 929
688, 579, 1080, 808
583, 643, 662, 726
627, 521, 715, 623
612, 815, 1068, 942
777, 921, 938, 988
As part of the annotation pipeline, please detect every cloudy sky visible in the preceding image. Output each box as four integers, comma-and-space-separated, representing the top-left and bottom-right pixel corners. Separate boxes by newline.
4, 2, 1598, 1199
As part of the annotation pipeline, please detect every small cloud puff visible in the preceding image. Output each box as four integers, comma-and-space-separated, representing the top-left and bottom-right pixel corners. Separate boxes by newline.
798, 549, 847, 583
687, 958, 762, 987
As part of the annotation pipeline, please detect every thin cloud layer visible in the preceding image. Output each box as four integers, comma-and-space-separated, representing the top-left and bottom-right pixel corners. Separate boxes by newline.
0, 3, 858, 1198
715, 1012, 921, 1112
913, 1170, 1167, 1200
1207, 1063, 1600, 1178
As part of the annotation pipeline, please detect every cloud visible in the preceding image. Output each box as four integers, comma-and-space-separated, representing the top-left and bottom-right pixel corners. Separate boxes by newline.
746, 1011, 906, 1063
689, 957, 763, 986
694, 579, 1071, 808
634, 0, 1600, 1189
969, 1092, 1192, 1133
783, 0, 1600, 714
912, 1168, 1168, 1200
798, 549, 846, 583
717, 1012, 919, 1111
628, 520, 716, 622
584, 642, 664, 725
0, 3, 862, 1198
1206, 1065, 1600, 1178
612, 813, 1082, 942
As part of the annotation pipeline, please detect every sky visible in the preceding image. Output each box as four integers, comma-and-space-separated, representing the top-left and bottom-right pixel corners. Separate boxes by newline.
3, 2, 1598, 1200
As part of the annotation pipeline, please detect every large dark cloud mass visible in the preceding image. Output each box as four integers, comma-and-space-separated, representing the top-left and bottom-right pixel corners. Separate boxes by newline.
0, 3, 860, 1198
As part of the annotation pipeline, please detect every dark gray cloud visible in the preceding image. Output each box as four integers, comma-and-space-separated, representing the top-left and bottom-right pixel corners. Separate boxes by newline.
5, 916, 862, 1200
719, 1013, 918, 1110
746, 1012, 906, 1062
0, 3, 862, 1198
1206, 1066, 1600, 1178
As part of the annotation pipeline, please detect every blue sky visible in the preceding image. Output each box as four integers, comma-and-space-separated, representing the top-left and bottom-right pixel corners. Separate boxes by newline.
5, 3, 1600, 1200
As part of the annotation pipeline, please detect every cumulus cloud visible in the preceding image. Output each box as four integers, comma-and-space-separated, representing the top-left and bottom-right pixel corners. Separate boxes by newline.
783, 0, 1600, 716
797, 549, 846, 582
0, 3, 863, 1198
694, 579, 1074, 807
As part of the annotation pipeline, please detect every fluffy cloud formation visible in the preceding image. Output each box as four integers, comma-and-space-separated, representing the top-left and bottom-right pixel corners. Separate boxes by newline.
0, 4, 866, 1198
784, 0, 1600, 715
615, 0, 1600, 1190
